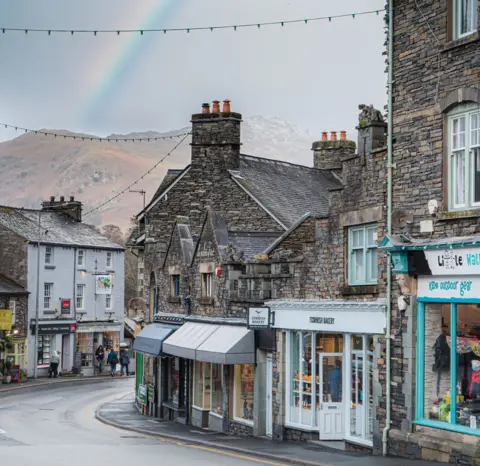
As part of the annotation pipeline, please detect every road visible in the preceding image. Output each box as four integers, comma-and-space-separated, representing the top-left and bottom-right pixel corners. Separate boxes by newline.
0, 379, 285, 466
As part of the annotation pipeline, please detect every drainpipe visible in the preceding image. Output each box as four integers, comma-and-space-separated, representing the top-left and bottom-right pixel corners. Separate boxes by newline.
382, 0, 394, 456
33, 210, 41, 379
73, 247, 77, 372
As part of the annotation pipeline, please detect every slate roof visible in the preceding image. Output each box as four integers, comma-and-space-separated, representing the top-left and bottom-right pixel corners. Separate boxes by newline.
231, 155, 342, 228
0, 274, 28, 295
229, 232, 280, 261
149, 169, 184, 207
0, 207, 124, 249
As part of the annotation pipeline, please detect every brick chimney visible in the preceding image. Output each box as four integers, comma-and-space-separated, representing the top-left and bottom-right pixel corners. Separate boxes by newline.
312, 131, 356, 171
190, 99, 242, 174
41, 195, 83, 222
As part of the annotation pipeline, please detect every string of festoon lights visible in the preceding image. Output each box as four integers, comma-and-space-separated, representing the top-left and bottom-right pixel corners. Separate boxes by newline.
0, 123, 190, 143
1, 8, 384, 36
83, 132, 190, 217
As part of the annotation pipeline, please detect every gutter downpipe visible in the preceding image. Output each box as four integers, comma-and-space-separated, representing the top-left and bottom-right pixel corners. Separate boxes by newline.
33, 210, 41, 379
382, 0, 394, 456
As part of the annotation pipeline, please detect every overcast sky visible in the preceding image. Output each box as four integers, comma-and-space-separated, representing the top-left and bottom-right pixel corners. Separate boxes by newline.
0, 0, 386, 143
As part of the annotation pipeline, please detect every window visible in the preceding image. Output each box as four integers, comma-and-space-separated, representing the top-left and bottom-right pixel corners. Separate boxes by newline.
454, 0, 478, 39
449, 104, 480, 210
169, 358, 181, 406
9, 300, 16, 325
43, 283, 53, 309
202, 273, 213, 297
234, 364, 255, 423
45, 246, 53, 265
105, 293, 112, 309
76, 284, 85, 310
348, 224, 378, 285
38, 335, 53, 365
77, 250, 85, 267
171, 275, 181, 297
76, 333, 93, 367
193, 361, 211, 410
211, 364, 224, 416
106, 251, 113, 268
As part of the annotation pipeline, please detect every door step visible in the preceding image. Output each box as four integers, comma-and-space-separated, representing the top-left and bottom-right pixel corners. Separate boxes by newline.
310, 440, 346, 451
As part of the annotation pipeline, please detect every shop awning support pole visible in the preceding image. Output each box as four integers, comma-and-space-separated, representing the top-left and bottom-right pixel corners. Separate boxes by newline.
382, 0, 394, 456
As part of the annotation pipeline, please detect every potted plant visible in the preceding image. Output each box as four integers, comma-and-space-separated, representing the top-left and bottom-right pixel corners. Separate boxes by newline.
4, 335, 13, 350
4, 360, 12, 383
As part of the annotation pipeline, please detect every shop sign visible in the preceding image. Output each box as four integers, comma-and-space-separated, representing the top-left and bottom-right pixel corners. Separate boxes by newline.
418, 275, 480, 300
247, 307, 272, 329
310, 317, 335, 325
425, 248, 480, 275
31, 322, 76, 335
76, 324, 120, 333
95, 274, 113, 295
138, 385, 147, 405
61, 299, 71, 313
0, 309, 12, 331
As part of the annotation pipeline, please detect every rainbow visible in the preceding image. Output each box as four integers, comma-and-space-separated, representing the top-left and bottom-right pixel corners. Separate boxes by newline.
80, 0, 179, 129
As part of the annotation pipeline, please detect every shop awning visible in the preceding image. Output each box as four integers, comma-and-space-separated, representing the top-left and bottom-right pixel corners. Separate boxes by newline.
196, 325, 255, 364
162, 322, 220, 360
162, 322, 255, 364
133, 323, 178, 356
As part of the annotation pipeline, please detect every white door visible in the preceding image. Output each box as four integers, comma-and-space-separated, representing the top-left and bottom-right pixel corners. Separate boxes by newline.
319, 354, 344, 441
266, 356, 273, 437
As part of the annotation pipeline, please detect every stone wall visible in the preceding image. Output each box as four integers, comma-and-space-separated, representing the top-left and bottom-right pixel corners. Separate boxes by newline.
0, 295, 28, 338
0, 225, 28, 288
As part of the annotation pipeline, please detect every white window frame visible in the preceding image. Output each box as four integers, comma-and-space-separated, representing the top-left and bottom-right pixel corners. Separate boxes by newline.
9, 300, 16, 325
193, 361, 211, 411
448, 103, 480, 211
45, 246, 54, 265
210, 363, 224, 418
106, 251, 113, 268
454, 0, 478, 39
43, 283, 53, 310
348, 224, 378, 286
202, 273, 213, 297
77, 250, 85, 267
105, 293, 112, 310
76, 284, 85, 310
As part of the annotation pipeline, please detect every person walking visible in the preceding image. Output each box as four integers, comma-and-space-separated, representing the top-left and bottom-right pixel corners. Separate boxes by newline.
95, 345, 105, 373
107, 348, 119, 377
49, 351, 60, 378
120, 350, 130, 376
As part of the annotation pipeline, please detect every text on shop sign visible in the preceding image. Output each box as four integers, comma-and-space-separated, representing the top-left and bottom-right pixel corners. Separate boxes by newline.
310, 317, 335, 324
425, 248, 480, 275
428, 280, 472, 297
418, 275, 479, 300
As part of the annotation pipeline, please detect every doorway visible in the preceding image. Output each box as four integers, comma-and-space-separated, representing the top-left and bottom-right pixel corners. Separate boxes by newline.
318, 353, 344, 440
266, 355, 273, 437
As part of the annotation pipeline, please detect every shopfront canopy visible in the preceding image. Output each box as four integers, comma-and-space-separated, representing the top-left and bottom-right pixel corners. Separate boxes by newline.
162, 322, 255, 364
133, 323, 178, 356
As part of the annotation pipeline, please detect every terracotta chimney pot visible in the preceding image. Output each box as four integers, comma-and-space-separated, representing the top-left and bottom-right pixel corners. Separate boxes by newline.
330, 131, 337, 141
70, 196, 75, 202
222, 99, 231, 113
340, 131, 347, 141
50, 196, 55, 202
212, 100, 221, 113
202, 103, 210, 114
321, 132, 328, 142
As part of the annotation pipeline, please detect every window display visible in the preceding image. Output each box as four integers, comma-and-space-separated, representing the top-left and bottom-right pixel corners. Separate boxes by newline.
38, 335, 53, 365
76, 333, 93, 367
211, 364, 224, 416
194, 361, 211, 410
234, 364, 254, 422
169, 358, 180, 406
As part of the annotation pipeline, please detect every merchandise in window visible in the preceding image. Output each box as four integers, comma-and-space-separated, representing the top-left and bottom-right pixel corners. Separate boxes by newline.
76, 333, 94, 367
348, 224, 378, 285
211, 364, 224, 416
37, 335, 53, 365
449, 105, 480, 210
194, 361, 211, 410
234, 364, 254, 422
169, 358, 181, 406
454, 0, 478, 39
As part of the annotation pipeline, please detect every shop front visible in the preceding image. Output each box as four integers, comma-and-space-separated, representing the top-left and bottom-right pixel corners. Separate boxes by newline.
76, 321, 122, 376
29, 320, 76, 377
133, 313, 184, 417
267, 300, 386, 447
162, 317, 256, 434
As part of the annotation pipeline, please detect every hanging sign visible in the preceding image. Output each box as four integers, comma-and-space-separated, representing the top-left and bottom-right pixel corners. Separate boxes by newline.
248, 307, 272, 329
418, 275, 480, 300
95, 275, 113, 295
0, 309, 12, 331
61, 299, 71, 313
424, 248, 480, 275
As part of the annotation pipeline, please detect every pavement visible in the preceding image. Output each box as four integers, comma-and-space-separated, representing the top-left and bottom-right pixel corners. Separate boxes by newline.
96, 395, 443, 466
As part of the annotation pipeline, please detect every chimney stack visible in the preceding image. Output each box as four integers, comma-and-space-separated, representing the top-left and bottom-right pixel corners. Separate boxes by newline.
212, 100, 221, 113
41, 195, 83, 223
312, 130, 356, 171
356, 104, 387, 154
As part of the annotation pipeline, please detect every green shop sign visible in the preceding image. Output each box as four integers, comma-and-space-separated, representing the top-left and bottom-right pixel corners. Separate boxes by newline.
138, 384, 147, 405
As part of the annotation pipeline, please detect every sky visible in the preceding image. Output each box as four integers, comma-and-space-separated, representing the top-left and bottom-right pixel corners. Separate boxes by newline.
0, 0, 386, 143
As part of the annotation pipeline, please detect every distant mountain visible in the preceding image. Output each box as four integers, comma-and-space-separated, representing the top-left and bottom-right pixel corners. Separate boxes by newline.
0, 116, 315, 231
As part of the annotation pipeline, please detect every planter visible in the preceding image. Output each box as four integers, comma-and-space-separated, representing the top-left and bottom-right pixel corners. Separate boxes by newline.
5, 375, 11, 384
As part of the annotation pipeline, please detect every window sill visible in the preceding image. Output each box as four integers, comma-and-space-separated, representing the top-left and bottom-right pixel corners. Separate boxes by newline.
209, 411, 224, 419
77, 310, 86, 314
342, 285, 378, 296
443, 31, 480, 52
43, 310, 55, 315
192, 405, 209, 411
344, 435, 373, 448
77, 267, 87, 271
168, 297, 181, 304
438, 209, 480, 221
199, 297, 214, 306
44, 265, 56, 270
284, 422, 318, 432
415, 419, 480, 437
232, 417, 254, 427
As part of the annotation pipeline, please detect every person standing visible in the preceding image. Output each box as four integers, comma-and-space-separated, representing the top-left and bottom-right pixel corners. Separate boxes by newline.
120, 350, 130, 376
95, 345, 105, 373
49, 351, 60, 378
107, 348, 119, 377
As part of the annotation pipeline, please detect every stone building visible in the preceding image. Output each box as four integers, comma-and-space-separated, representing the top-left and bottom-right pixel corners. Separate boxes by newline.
377, 0, 480, 463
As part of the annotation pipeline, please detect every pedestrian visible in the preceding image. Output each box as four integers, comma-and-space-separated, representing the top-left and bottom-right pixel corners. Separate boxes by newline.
120, 350, 130, 376
49, 351, 60, 378
107, 348, 119, 377
95, 345, 105, 373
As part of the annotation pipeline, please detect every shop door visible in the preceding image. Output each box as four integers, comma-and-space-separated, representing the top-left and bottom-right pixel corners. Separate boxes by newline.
266, 356, 273, 437
319, 354, 344, 441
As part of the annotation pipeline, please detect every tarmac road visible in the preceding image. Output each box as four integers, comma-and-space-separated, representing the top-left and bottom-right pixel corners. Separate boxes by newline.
0, 379, 286, 466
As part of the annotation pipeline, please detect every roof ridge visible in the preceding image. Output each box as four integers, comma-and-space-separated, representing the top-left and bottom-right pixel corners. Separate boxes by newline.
239, 153, 331, 173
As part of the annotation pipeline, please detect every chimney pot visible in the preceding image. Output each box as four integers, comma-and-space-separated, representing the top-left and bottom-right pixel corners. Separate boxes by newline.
222, 99, 231, 113
50, 196, 55, 202
212, 100, 221, 113
60, 196, 65, 202
340, 131, 347, 141
202, 103, 210, 114
70, 196, 74, 202
321, 132, 328, 142
330, 131, 337, 141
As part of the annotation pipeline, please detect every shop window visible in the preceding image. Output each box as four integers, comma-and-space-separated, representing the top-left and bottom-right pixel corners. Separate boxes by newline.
448, 104, 480, 210
77, 250, 85, 267
76, 284, 85, 310
171, 275, 181, 297
38, 335, 53, 365
106, 251, 113, 268
453, 0, 479, 39
193, 361, 211, 410
43, 283, 53, 310
348, 224, 378, 286
169, 358, 181, 406
202, 273, 213, 297
234, 364, 254, 423
211, 364, 224, 416
45, 246, 54, 265
76, 333, 94, 367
